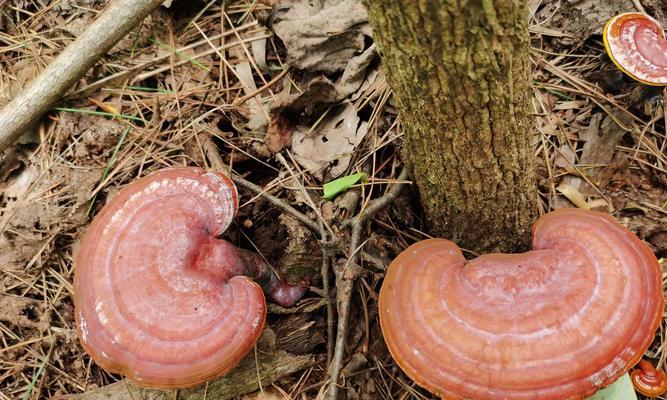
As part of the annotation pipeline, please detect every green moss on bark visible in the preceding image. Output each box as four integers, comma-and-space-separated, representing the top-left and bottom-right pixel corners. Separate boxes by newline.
365, 0, 538, 253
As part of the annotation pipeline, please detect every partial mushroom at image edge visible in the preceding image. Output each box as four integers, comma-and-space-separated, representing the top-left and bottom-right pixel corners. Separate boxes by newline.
603, 12, 667, 86
379, 208, 664, 400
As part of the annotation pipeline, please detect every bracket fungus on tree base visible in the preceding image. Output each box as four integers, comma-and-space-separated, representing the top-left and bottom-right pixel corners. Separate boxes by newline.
603, 12, 667, 86
74, 167, 306, 389
379, 209, 663, 400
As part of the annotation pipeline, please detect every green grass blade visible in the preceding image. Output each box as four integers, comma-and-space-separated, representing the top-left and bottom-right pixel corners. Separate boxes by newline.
323, 172, 366, 200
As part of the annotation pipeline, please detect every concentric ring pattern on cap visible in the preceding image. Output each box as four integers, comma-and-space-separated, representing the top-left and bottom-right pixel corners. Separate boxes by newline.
603, 12, 667, 85
379, 209, 663, 399
74, 167, 265, 388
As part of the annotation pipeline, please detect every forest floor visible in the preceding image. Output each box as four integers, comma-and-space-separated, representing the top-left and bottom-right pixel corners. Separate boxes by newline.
0, 0, 666, 399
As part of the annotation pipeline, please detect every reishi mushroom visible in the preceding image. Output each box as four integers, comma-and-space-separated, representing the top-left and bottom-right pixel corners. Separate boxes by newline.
631, 359, 667, 397
379, 208, 663, 399
603, 12, 667, 85
74, 167, 307, 389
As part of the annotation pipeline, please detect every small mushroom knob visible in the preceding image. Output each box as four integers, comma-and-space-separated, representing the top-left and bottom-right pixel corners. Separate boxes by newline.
631, 359, 667, 397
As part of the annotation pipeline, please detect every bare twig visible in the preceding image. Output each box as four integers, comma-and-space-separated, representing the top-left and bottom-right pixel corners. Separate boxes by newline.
321, 251, 334, 365
0, 0, 166, 152
232, 66, 291, 106
276, 153, 334, 236
231, 174, 322, 235
326, 168, 410, 400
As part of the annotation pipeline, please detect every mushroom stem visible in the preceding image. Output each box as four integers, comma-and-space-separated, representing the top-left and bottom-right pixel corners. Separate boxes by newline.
238, 249, 308, 308
193, 237, 307, 307
631, 359, 667, 397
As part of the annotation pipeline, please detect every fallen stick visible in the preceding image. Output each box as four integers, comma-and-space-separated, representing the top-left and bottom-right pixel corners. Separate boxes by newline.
57, 351, 319, 400
0, 0, 166, 152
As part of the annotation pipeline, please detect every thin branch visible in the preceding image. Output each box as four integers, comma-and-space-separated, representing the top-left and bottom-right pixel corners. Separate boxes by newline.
276, 153, 334, 237
0, 0, 166, 152
231, 174, 322, 235
326, 168, 410, 400
321, 251, 334, 365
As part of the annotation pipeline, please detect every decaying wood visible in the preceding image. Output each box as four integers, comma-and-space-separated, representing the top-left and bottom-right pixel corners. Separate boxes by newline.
58, 350, 318, 400
275, 314, 326, 355
277, 214, 322, 284
0, 0, 165, 152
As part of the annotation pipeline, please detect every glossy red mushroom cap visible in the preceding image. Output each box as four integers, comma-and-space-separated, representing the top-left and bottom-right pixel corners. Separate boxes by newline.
603, 12, 667, 85
74, 167, 266, 388
379, 209, 663, 399
631, 359, 667, 397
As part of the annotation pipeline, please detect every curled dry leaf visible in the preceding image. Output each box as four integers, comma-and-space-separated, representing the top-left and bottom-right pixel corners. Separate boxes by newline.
291, 102, 368, 181
556, 183, 611, 211
264, 2, 378, 155
272, 77, 338, 115
335, 43, 379, 100
265, 77, 337, 154
268, 43, 378, 115
272, 0, 371, 74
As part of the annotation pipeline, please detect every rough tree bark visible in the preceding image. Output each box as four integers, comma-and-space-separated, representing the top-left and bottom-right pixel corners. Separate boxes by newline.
364, 0, 538, 253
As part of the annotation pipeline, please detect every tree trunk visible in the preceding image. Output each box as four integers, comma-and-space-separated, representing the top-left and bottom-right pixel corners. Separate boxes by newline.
365, 0, 538, 253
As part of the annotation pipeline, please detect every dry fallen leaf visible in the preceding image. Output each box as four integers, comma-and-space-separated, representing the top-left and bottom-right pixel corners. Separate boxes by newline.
556, 183, 612, 211
265, 113, 295, 153
554, 144, 576, 170
291, 102, 368, 181
271, 76, 338, 115
557, 183, 590, 209
335, 43, 379, 100
561, 112, 628, 196
272, 0, 371, 74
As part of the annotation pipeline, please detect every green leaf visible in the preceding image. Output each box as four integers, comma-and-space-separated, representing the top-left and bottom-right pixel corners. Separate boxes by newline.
586, 373, 637, 400
323, 172, 366, 200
